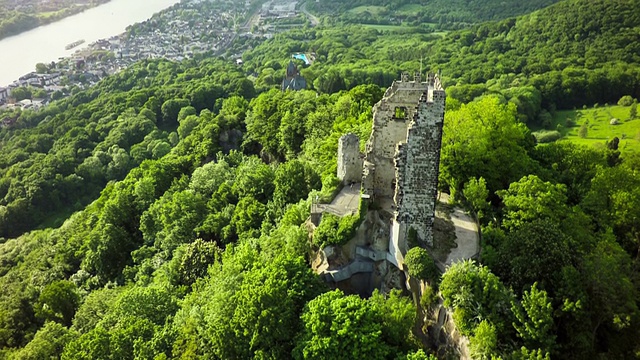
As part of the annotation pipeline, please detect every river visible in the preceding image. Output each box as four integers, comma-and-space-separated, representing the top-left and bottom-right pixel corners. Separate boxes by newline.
0, 0, 181, 87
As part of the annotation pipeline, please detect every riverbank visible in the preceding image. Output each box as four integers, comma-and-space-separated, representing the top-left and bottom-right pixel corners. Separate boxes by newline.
0, 0, 111, 41
0, 0, 317, 110
0, 0, 256, 111
0, 0, 183, 87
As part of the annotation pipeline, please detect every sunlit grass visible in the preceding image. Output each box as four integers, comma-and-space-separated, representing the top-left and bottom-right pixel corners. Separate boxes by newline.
348, 5, 387, 15
396, 4, 423, 15
550, 104, 640, 153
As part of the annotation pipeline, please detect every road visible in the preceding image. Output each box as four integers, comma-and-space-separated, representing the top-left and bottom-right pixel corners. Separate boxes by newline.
300, 1, 320, 26
215, 4, 262, 56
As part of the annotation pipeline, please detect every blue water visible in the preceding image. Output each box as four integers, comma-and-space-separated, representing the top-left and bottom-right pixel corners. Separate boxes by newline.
292, 53, 310, 65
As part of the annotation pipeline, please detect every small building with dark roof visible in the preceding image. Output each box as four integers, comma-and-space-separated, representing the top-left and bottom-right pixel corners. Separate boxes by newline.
281, 60, 306, 91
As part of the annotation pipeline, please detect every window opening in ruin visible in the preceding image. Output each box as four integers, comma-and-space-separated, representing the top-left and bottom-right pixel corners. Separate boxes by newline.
394, 106, 407, 120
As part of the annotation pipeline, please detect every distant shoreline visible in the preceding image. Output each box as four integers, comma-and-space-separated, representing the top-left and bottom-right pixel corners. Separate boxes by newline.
0, 0, 112, 41
0, 0, 182, 87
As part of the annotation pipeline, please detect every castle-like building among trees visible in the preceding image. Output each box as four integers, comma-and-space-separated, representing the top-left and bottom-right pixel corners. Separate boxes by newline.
338, 72, 446, 267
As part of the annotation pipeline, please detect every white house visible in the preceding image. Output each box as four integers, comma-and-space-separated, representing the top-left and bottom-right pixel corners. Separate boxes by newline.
0, 87, 8, 101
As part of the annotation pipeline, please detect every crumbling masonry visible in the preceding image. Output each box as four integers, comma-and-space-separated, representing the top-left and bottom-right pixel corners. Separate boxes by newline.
340, 71, 445, 253
318, 72, 445, 295
337, 133, 362, 185
365, 72, 444, 247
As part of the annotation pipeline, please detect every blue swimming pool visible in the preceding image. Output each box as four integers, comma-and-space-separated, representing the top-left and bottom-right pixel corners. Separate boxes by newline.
292, 53, 310, 65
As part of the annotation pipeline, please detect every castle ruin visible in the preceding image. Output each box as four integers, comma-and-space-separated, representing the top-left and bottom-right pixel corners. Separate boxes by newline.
368, 72, 445, 252
327, 75, 474, 356
319, 71, 445, 294
337, 133, 362, 185
340, 71, 445, 249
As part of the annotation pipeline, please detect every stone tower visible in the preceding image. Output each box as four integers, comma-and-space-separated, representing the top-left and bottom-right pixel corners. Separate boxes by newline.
393, 81, 445, 246
361, 72, 445, 255
281, 59, 307, 91
313, 72, 447, 296
337, 133, 362, 184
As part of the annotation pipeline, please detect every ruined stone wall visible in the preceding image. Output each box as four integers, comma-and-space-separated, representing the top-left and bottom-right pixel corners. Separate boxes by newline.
324, 72, 446, 294
360, 72, 446, 254
394, 88, 446, 246
363, 75, 430, 198
362, 72, 445, 247
337, 133, 362, 184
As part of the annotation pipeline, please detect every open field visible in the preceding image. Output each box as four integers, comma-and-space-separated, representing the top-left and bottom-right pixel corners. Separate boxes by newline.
537, 104, 640, 153
396, 4, 423, 15
347, 5, 387, 15
361, 24, 411, 31
361, 23, 444, 35
431, 31, 448, 37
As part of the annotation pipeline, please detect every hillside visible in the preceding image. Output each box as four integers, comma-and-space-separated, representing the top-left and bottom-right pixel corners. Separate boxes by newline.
245, 0, 640, 126
431, 0, 640, 108
533, 102, 640, 153
0, 0, 639, 359
307, 0, 560, 29
0, 59, 250, 239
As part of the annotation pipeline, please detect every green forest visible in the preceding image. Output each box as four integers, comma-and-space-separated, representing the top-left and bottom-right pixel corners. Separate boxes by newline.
307, 0, 560, 30
0, 0, 640, 358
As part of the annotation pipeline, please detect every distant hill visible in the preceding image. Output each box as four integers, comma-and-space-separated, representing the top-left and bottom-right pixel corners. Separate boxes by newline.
436, 0, 640, 72
429, 0, 640, 108
244, 0, 640, 124
307, 0, 561, 29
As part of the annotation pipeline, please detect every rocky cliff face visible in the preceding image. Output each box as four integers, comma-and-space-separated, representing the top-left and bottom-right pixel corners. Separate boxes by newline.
311, 208, 405, 297
407, 276, 471, 359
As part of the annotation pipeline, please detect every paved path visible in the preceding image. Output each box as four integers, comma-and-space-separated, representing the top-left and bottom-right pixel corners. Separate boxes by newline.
439, 193, 480, 266
316, 183, 361, 217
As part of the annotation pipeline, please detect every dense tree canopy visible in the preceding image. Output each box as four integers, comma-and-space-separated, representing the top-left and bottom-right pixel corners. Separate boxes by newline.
307, 0, 559, 30
0, 0, 640, 358
440, 96, 533, 198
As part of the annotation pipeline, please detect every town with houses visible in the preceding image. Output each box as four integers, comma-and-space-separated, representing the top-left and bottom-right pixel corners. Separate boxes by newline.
0, 0, 308, 114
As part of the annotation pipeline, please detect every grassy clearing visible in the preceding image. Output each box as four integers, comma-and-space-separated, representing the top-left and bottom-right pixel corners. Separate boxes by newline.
396, 4, 423, 15
431, 31, 449, 37
539, 104, 640, 154
361, 24, 411, 31
37, 9, 67, 20
348, 5, 387, 15
361, 24, 446, 36
37, 206, 80, 230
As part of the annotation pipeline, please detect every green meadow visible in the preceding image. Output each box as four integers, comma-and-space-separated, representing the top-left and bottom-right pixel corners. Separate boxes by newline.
538, 104, 640, 153
347, 5, 387, 14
